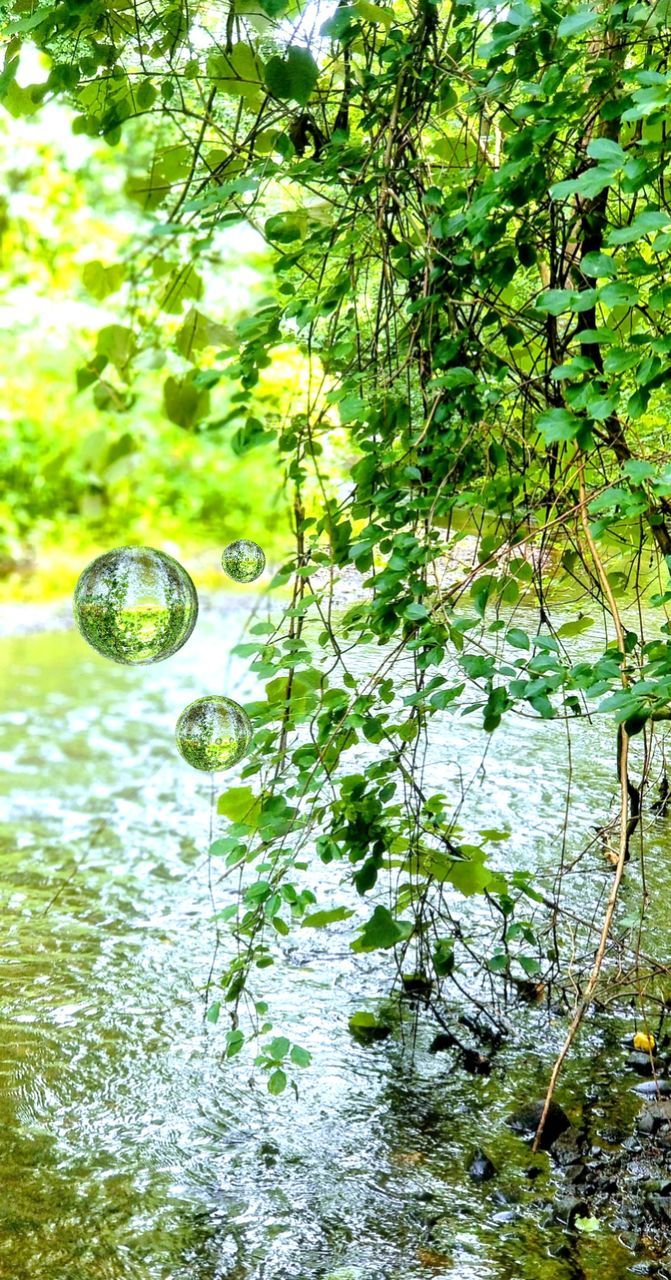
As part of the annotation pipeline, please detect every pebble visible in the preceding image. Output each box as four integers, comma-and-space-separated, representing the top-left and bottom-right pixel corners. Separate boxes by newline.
468, 1149, 497, 1183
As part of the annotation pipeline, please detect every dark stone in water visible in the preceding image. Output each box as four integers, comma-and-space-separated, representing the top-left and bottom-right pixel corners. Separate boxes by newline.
460, 1048, 492, 1076
401, 973, 433, 1000
647, 1195, 671, 1226
491, 1209, 517, 1224
632, 1080, 671, 1097
508, 1100, 571, 1151
638, 1109, 661, 1137
468, 1148, 497, 1183
553, 1196, 589, 1229
429, 1033, 455, 1055
637, 1100, 671, 1137
348, 1015, 392, 1046
628, 1052, 657, 1077
428, 1033, 491, 1075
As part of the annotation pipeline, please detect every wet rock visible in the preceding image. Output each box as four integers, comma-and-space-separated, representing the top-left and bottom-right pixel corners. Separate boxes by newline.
348, 1014, 392, 1046
628, 1052, 658, 1077
468, 1149, 497, 1183
637, 1101, 671, 1137
416, 1247, 453, 1269
598, 1124, 628, 1145
428, 1033, 491, 1075
638, 1110, 661, 1137
429, 1033, 456, 1055
599, 1177, 620, 1195
460, 1048, 492, 1076
632, 1080, 671, 1097
553, 1137, 585, 1169
507, 1099, 571, 1150
492, 1189, 513, 1206
491, 1208, 517, 1224
401, 973, 433, 1000
458, 1013, 503, 1050
564, 1162, 588, 1186
552, 1196, 589, 1229
646, 1194, 671, 1226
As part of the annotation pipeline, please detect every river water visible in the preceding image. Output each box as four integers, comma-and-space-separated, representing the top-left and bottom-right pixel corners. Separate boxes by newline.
0, 598, 669, 1280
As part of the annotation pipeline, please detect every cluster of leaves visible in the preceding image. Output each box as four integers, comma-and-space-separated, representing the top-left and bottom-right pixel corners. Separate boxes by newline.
7, 0, 671, 1085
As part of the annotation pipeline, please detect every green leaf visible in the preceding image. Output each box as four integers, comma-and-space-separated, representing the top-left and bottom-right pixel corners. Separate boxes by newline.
354, 0, 393, 25
302, 906, 355, 927
268, 1068, 287, 1095
163, 374, 211, 430
428, 848, 502, 897
557, 7, 598, 38
599, 281, 638, 307
608, 210, 670, 245
575, 165, 617, 198
265, 211, 308, 243
536, 289, 573, 315
217, 785, 262, 825
536, 408, 580, 443
175, 309, 232, 360
269, 1035, 290, 1060
225, 1028, 245, 1057
586, 138, 625, 165
580, 251, 617, 278
352, 905, 412, 952
443, 849, 497, 896
622, 459, 655, 483
264, 47, 319, 105
507, 628, 530, 650
206, 1000, 221, 1024
290, 1044, 312, 1067
348, 1011, 392, 1044
556, 616, 594, 637
82, 260, 125, 301
574, 1216, 601, 1234
96, 324, 136, 369
207, 44, 264, 105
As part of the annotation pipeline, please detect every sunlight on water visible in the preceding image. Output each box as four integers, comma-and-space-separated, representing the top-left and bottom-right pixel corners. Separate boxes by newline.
0, 601, 665, 1279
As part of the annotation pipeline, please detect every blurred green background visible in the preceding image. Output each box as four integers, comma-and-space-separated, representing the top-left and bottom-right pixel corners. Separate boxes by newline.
0, 62, 309, 602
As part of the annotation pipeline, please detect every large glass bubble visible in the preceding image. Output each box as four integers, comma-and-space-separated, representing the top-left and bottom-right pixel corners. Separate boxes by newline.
74, 546, 198, 665
222, 538, 266, 583
175, 695, 253, 772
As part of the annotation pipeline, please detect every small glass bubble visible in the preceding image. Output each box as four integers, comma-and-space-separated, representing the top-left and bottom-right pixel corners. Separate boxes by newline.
175, 695, 253, 772
73, 546, 198, 665
222, 538, 266, 584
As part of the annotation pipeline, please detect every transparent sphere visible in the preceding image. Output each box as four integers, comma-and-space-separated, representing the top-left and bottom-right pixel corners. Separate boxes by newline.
73, 546, 198, 665
222, 538, 266, 583
175, 695, 253, 772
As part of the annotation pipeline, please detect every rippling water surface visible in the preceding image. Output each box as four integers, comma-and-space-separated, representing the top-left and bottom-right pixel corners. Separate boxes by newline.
0, 600, 668, 1279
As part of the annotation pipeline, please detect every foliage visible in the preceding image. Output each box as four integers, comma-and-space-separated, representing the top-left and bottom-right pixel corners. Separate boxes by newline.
6, 0, 671, 1091
0, 109, 291, 581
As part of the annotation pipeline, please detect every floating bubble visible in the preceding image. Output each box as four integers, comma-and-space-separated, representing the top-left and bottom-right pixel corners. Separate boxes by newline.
175, 695, 253, 772
222, 538, 266, 583
74, 546, 198, 665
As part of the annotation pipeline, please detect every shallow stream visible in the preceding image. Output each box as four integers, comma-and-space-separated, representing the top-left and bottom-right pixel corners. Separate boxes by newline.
0, 599, 669, 1279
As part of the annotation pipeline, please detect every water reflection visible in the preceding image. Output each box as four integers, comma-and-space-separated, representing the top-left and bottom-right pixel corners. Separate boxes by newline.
0, 602, 660, 1278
